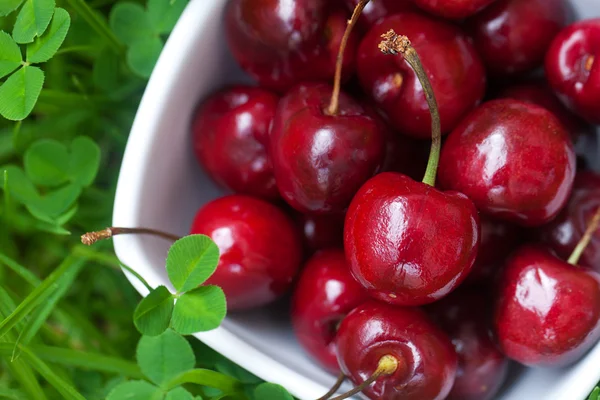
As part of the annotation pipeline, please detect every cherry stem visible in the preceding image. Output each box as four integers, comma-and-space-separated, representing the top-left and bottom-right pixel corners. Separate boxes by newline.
379, 30, 441, 187
316, 373, 346, 400
585, 55, 595, 72
81, 227, 181, 246
324, 355, 398, 400
326, 0, 370, 116
567, 206, 600, 265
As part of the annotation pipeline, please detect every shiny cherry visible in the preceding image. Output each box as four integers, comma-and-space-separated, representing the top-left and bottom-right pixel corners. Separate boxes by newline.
538, 171, 600, 271
291, 249, 368, 373
189, 195, 302, 310
357, 12, 486, 138
545, 18, 600, 124
494, 245, 600, 366
191, 85, 279, 200
438, 99, 576, 227
412, 0, 497, 19
270, 82, 386, 214
427, 288, 509, 400
465, 215, 521, 285
294, 212, 345, 254
381, 131, 430, 181
466, 0, 567, 76
344, 172, 480, 306
335, 301, 457, 400
343, 0, 417, 30
225, 0, 356, 92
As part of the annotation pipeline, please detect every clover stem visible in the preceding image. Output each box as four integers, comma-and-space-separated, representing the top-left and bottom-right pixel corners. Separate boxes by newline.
326, 0, 370, 116
316, 373, 346, 400
81, 227, 181, 246
378, 30, 441, 187
324, 355, 398, 400
567, 206, 600, 266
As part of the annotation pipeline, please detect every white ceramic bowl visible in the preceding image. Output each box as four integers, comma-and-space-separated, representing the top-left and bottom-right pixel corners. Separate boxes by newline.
113, 1, 600, 399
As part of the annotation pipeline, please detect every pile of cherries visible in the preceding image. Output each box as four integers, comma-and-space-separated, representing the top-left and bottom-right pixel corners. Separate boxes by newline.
187, 0, 600, 399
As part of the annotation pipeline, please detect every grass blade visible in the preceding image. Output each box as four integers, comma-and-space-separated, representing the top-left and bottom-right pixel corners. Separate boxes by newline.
165, 369, 243, 394
0, 252, 39, 285
62, 0, 122, 52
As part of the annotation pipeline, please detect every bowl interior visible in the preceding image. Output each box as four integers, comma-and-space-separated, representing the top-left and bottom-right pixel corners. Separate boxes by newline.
113, 0, 600, 399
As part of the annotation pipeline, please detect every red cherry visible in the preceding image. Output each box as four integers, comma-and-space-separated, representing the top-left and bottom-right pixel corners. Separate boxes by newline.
438, 99, 576, 227
291, 249, 368, 373
294, 212, 345, 254
344, 172, 480, 306
189, 195, 302, 310
357, 12, 486, 138
465, 215, 522, 285
538, 171, 600, 271
192, 85, 279, 200
427, 289, 509, 400
545, 18, 600, 124
335, 301, 457, 400
465, 0, 567, 76
225, 0, 356, 92
496, 80, 592, 141
270, 82, 386, 214
381, 131, 430, 181
412, 0, 496, 20
342, 0, 417, 30
494, 245, 600, 366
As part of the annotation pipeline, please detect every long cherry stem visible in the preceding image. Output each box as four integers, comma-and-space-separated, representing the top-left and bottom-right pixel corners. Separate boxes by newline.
326, 0, 370, 116
316, 373, 346, 400
323, 355, 398, 400
81, 227, 181, 246
567, 206, 600, 265
378, 30, 441, 187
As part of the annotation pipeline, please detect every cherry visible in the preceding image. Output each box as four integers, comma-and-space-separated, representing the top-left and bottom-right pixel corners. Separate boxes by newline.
381, 130, 430, 181
465, 215, 522, 285
191, 85, 279, 200
342, 0, 417, 30
294, 212, 345, 254
538, 171, 600, 271
412, 0, 497, 20
291, 249, 368, 373
438, 99, 576, 227
225, 0, 357, 92
189, 195, 302, 310
427, 288, 509, 400
356, 12, 486, 138
545, 18, 600, 124
465, 0, 567, 76
333, 301, 457, 400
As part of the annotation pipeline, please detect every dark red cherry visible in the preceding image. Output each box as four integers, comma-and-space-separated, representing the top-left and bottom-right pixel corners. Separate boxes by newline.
344, 172, 480, 306
497, 80, 592, 141
381, 131, 430, 181
335, 301, 457, 400
538, 171, 600, 271
465, 0, 567, 76
342, 0, 417, 30
412, 0, 496, 19
357, 12, 486, 138
189, 195, 302, 310
545, 18, 600, 124
270, 82, 386, 214
192, 85, 279, 200
465, 215, 521, 285
294, 212, 345, 254
225, 0, 357, 92
291, 249, 368, 373
438, 99, 576, 227
427, 289, 509, 400
494, 245, 600, 366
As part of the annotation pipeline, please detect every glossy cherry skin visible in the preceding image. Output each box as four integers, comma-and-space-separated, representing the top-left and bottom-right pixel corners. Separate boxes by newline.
494, 245, 600, 366
438, 99, 576, 227
192, 86, 279, 200
270, 83, 386, 214
344, 172, 480, 306
294, 212, 345, 254
412, 0, 497, 19
538, 171, 600, 271
225, 0, 356, 92
343, 0, 417, 30
189, 195, 302, 310
291, 249, 368, 373
427, 289, 509, 400
465, 215, 521, 285
336, 301, 457, 400
545, 19, 600, 124
357, 12, 486, 139
466, 0, 567, 76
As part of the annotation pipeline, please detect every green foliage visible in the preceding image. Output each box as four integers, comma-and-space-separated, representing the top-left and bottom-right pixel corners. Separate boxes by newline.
12, 0, 55, 43
167, 234, 220, 293
0, 32, 22, 79
26, 8, 70, 63
254, 383, 295, 400
133, 285, 174, 336
0, 66, 44, 121
589, 387, 600, 400
171, 286, 226, 335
